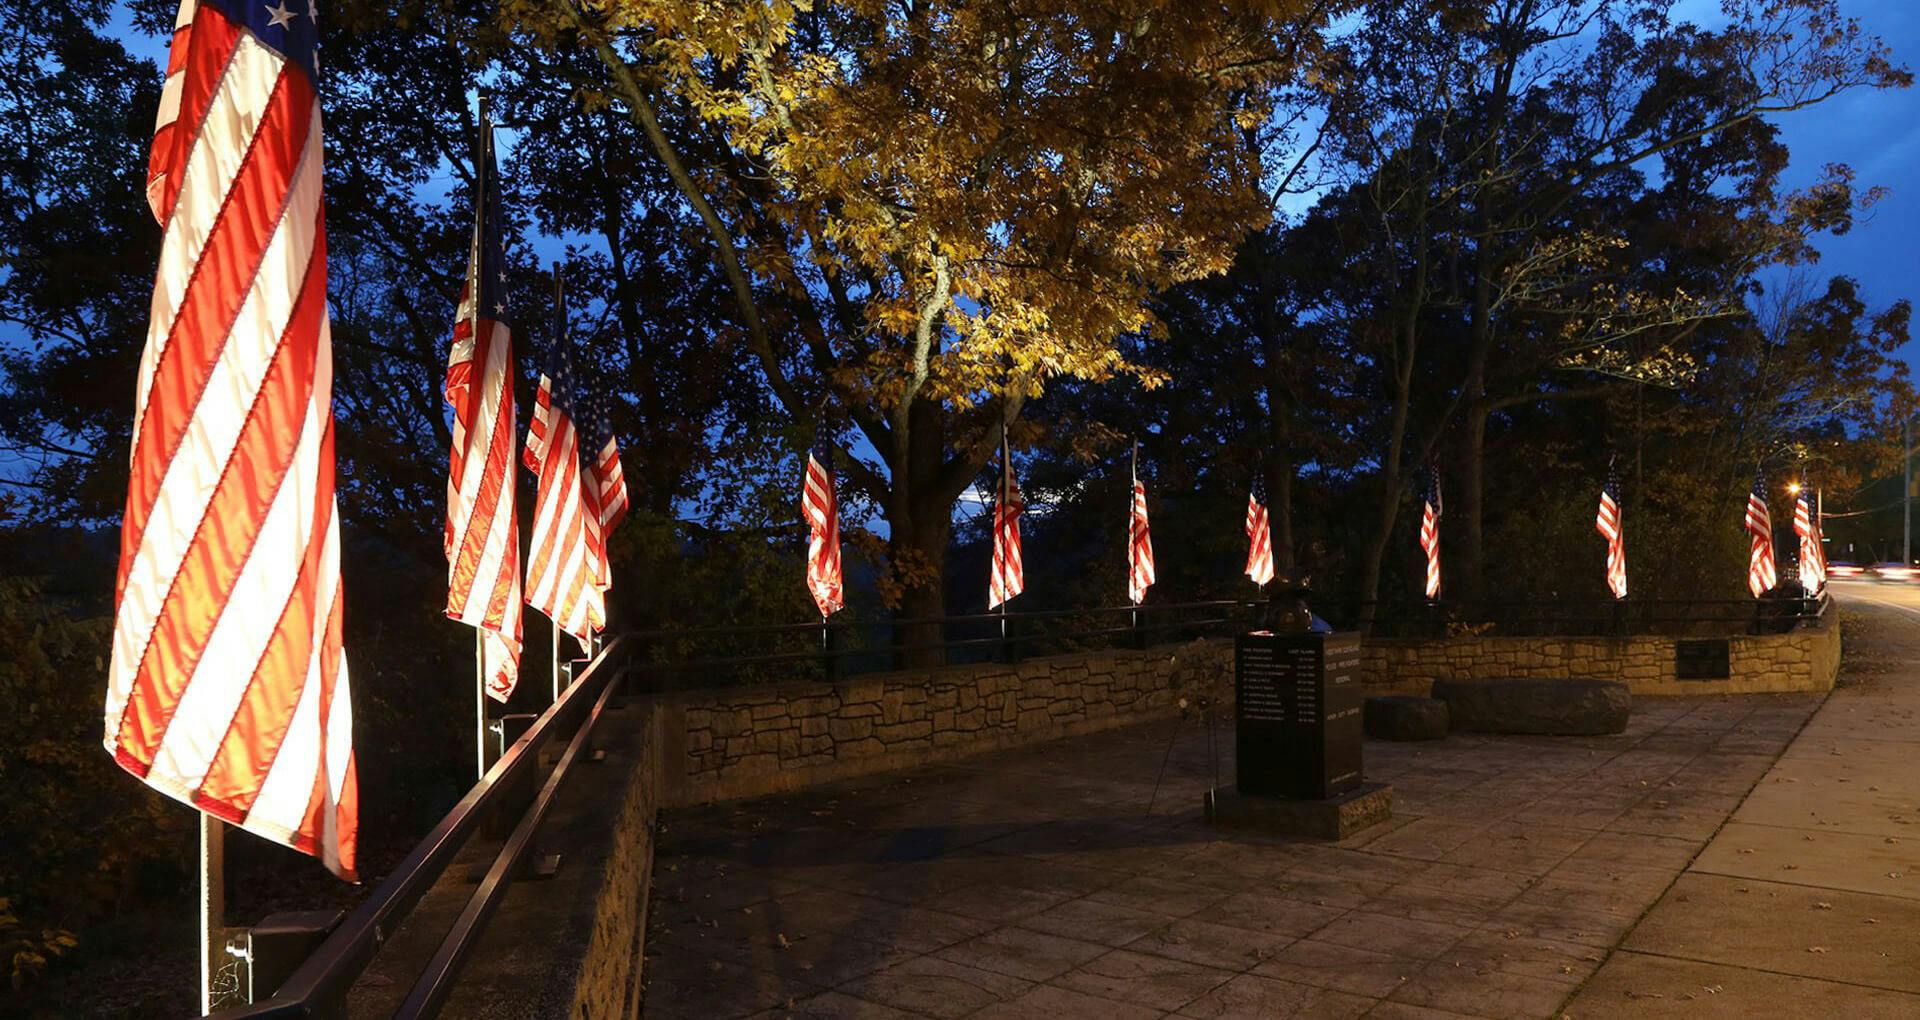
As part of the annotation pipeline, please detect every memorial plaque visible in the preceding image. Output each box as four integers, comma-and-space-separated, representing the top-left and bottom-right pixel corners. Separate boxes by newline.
1675, 638, 1731, 680
1235, 631, 1364, 800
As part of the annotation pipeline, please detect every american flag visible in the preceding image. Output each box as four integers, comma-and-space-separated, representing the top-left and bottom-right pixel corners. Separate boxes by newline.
444, 114, 522, 702
989, 443, 1025, 609
801, 438, 845, 617
108, 0, 356, 878
1419, 471, 1443, 600
1744, 471, 1778, 598
1794, 488, 1825, 594
1127, 453, 1155, 605
523, 279, 610, 650
1244, 474, 1275, 587
588, 384, 629, 540
1596, 466, 1627, 599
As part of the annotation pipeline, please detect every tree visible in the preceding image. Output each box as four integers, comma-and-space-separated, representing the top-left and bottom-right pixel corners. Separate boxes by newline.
493, 0, 1352, 654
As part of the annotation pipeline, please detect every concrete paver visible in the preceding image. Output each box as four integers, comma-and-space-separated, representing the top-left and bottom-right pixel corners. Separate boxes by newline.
1563, 588, 1920, 1018
646, 586, 1920, 1017
646, 677, 1828, 1017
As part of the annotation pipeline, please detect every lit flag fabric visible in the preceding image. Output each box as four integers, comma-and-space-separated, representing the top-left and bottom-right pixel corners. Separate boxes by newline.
989, 444, 1025, 609
1244, 474, 1275, 587
1745, 471, 1778, 598
1419, 472, 1443, 600
523, 289, 608, 651
1794, 489, 1825, 594
1128, 462, 1156, 605
801, 438, 845, 617
444, 117, 523, 701
589, 386, 629, 542
1596, 467, 1627, 599
109, 0, 357, 879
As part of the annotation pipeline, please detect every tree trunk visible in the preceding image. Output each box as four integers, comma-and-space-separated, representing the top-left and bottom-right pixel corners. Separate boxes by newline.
1262, 323, 1295, 575
1457, 398, 1489, 602
1358, 228, 1431, 629
887, 395, 956, 669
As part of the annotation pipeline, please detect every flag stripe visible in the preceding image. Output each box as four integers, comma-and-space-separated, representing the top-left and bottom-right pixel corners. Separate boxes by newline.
109, 0, 354, 879
115, 111, 325, 772
803, 450, 844, 617
124, 206, 328, 780
1128, 480, 1155, 604
196, 406, 337, 812
121, 60, 311, 608
1244, 488, 1274, 586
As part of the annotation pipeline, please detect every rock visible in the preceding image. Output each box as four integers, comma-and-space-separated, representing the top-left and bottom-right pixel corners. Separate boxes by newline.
1364, 695, 1449, 741
1430, 677, 1631, 735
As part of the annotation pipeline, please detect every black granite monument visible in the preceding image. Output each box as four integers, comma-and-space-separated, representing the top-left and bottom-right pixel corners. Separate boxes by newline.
1207, 577, 1393, 839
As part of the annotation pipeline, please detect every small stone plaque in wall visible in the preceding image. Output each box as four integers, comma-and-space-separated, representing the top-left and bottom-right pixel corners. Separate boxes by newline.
1675, 639, 1731, 680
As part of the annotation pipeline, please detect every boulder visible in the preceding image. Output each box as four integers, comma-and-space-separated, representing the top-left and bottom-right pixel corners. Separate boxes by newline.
1363, 696, 1449, 741
1430, 678, 1630, 736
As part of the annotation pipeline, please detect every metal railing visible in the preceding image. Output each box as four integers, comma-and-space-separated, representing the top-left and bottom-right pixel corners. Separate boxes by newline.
1341, 594, 1832, 639
627, 599, 1259, 691
206, 637, 629, 1020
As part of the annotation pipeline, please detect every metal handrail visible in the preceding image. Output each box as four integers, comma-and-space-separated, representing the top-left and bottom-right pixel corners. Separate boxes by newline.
395, 659, 623, 1017
206, 637, 628, 1020
624, 599, 1244, 641
629, 600, 1255, 687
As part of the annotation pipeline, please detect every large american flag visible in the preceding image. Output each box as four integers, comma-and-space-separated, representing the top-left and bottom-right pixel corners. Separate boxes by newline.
989, 444, 1025, 609
444, 115, 522, 701
523, 281, 611, 650
1596, 466, 1627, 599
1744, 471, 1778, 598
108, 0, 356, 879
1794, 488, 1825, 594
1127, 457, 1155, 605
1419, 471, 1442, 600
1244, 474, 1275, 587
801, 438, 844, 617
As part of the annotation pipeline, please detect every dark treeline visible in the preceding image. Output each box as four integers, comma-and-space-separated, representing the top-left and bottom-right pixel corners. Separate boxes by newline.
0, 1, 1912, 1012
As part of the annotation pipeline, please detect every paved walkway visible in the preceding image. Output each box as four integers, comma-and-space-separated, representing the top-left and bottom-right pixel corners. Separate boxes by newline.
644, 675, 1832, 1016
1563, 589, 1920, 1017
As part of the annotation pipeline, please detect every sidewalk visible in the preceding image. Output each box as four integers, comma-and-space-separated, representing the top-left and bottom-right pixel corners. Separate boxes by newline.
1564, 599, 1920, 1017
644, 684, 1825, 1017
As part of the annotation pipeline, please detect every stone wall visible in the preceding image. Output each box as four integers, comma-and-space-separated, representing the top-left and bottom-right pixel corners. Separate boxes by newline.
655, 640, 1232, 807
1361, 615, 1839, 697
565, 694, 661, 1020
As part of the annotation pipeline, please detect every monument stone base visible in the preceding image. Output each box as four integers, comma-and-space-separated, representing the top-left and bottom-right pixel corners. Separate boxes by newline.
1204, 782, 1394, 840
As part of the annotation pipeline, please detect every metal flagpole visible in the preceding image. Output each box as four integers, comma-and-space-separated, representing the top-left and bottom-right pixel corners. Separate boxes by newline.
199, 815, 224, 1014
1131, 440, 1141, 630
470, 95, 492, 783
551, 262, 566, 704
998, 432, 1010, 650
1905, 417, 1912, 565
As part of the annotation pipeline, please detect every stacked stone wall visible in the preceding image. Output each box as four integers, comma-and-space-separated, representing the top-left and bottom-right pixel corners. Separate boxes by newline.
658, 640, 1232, 806
1361, 616, 1839, 697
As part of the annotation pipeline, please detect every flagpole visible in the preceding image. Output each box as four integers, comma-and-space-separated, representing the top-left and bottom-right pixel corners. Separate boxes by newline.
998, 428, 1011, 653
551, 261, 566, 704
469, 94, 492, 783
1130, 441, 1141, 628
199, 814, 224, 1014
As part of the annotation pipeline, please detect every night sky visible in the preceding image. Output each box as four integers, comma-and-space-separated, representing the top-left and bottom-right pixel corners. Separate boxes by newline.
1741, 0, 1920, 332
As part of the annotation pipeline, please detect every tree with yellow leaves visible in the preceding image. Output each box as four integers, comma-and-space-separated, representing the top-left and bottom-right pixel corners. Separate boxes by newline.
494, 0, 1349, 645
